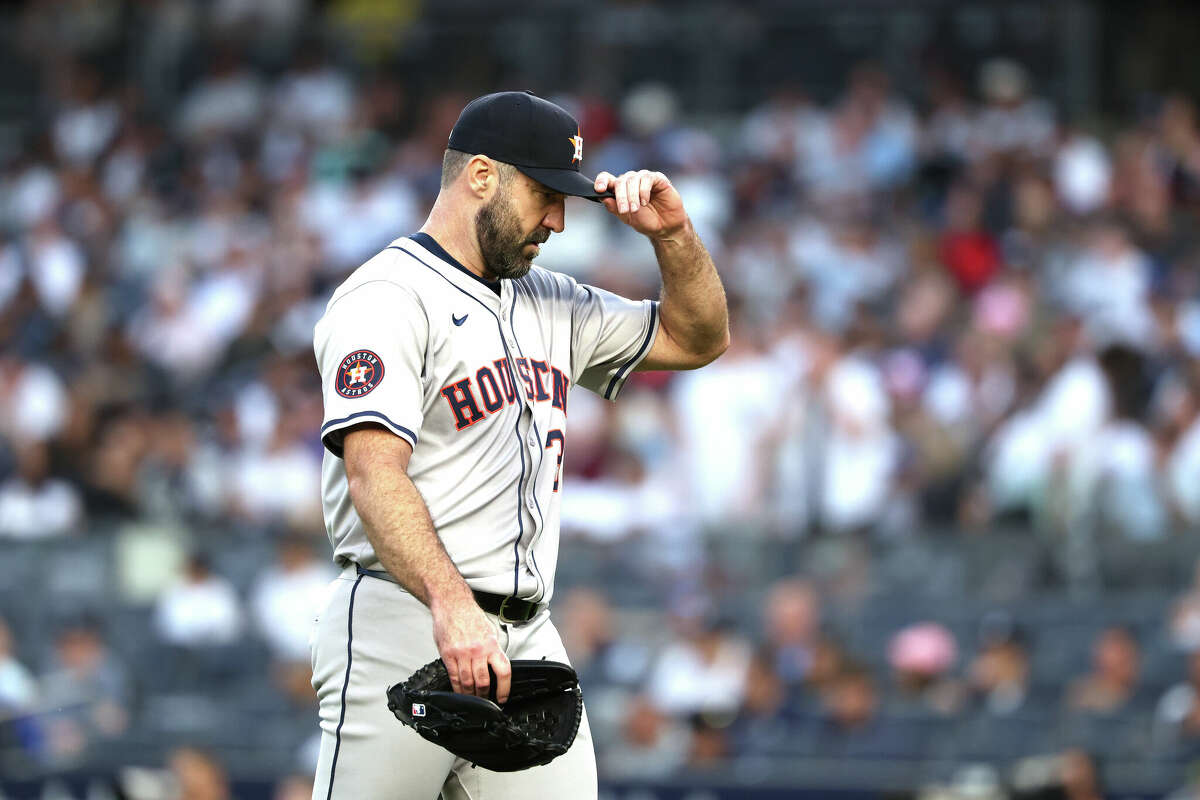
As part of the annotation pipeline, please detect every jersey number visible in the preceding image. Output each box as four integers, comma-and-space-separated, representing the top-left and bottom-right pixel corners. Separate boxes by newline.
544, 430, 565, 492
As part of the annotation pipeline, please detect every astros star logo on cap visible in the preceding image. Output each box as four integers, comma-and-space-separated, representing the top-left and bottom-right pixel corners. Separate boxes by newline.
568, 132, 583, 164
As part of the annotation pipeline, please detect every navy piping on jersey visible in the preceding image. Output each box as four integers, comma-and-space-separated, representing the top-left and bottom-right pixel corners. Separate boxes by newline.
604, 301, 659, 399
325, 572, 363, 800
408, 232, 501, 295
506, 283, 549, 602
387, 242, 532, 597
321, 411, 417, 456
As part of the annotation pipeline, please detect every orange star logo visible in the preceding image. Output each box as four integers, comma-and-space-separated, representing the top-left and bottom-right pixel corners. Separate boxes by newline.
568, 132, 583, 164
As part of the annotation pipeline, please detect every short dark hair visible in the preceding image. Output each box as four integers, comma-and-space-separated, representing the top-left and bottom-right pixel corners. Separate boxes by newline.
440, 149, 516, 190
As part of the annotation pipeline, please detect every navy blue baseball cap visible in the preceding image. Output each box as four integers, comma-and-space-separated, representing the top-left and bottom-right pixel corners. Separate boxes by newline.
448, 91, 609, 202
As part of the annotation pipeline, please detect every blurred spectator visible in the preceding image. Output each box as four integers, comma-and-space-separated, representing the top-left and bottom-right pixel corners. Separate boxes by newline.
791, 213, 903, 332
971, 59, 1055, 160
1154, 649, 1200, 751
798, 64, 917, 198
819, 339, 899, 532
986, 325, 1107, 514
646, 611, 751, 717
804, 636, 851, 702
0, 356, 69, 444
559, 441, 685, 546
136, 412, 225, 523
51, 64, 119, 168
727, 651, 791, 758
816, 664, 922, 759
671, 306, 784, 523
967, 629, 1033, 716
1058, 220, 1154, 347
1157, 94, 1200, 207
939, 182, 1001, 294
271, 47, 355, 142
761, 578, 821, 686
250, 536, 336, 663
169, 746, 231, 800
0, 616, 39, 761
37, 617, 131, 762
0, 617, 37, 713
557, 588, 650, 690
1055, 126, 1112, 216
886, 622, 964, 716
224, 404, 323, 528
1058, 344, 1164, 541
823, 666, 878, 734
1168, 383, 1200, 527
153, 553, 244, 648
600, 697, 689, 780
1171, 560, 1200, 651
177, 47, 265, 140
0, 441, 83, 539
1065, 626, 1142, 714
24, 218, 87, 318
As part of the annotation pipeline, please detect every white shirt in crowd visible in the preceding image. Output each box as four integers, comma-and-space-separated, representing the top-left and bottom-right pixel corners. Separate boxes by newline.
646, 633, 751, 716
1170, 416, 1200, 525
987, 357, 1108, 510
251, 557, 337, 662
822, 353, 899, 532
154, 573, 244, 647
672, 350, 785, 524
0, 477, 82, 539
0, 362, 69, 444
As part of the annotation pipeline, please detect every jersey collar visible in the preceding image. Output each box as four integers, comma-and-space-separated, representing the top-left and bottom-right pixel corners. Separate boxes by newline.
408, 232, 501, 296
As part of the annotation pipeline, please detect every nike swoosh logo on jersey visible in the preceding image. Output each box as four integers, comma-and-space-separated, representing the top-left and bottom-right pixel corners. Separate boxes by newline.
452, 313, 468, 326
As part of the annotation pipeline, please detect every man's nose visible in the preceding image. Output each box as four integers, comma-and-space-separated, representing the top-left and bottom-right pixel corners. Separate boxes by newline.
543, 199, 565, 233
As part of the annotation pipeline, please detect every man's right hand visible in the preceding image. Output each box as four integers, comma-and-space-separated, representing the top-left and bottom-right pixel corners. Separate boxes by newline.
430, 588, 512, 704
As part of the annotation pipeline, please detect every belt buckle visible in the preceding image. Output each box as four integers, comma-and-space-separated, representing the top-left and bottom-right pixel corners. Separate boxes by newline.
499, 594, 532, 623
497, 596, 525, 624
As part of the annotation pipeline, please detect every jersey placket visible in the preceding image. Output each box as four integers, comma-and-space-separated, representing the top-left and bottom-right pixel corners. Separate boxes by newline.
499, 282, 546, 593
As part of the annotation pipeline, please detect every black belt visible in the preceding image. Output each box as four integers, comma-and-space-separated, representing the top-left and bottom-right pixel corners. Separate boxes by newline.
354, 564, 544, 625
468, 589, 543, 624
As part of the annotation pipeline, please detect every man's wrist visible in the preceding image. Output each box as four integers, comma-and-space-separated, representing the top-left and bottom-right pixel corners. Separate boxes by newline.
428, 577, 478, 616
648, 218, 694, 246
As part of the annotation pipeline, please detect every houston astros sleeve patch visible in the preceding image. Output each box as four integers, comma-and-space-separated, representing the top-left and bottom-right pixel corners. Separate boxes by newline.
337, 350, 385, 398
314, 279, 427, 458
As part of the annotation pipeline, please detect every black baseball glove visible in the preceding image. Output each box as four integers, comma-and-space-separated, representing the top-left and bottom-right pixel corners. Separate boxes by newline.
386, 658, 583, 772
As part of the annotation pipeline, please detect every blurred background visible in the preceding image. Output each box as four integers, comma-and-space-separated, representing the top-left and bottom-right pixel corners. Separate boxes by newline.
4, 0, 1200, 798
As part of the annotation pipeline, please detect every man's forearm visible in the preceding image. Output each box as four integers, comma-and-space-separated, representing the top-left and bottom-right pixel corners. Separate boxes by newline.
651, 221, 729, 363
348, 466, 473, 611
341, 426, 507, 699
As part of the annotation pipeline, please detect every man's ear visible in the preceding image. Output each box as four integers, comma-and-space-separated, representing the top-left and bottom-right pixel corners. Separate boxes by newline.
466, 155, 497, 200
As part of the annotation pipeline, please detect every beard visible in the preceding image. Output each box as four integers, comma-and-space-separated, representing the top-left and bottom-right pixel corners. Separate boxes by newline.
475, 190, 548, 281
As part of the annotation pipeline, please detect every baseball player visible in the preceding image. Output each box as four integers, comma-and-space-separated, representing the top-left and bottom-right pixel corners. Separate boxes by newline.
309, 91, 728, 800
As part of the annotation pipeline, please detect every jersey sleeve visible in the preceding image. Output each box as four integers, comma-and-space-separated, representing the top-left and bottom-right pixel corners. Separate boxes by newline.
570, 280, 660, 400
314, 281, 428, 458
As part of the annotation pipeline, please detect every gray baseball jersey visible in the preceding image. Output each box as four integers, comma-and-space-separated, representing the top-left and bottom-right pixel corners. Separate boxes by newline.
313, 232, 659, 604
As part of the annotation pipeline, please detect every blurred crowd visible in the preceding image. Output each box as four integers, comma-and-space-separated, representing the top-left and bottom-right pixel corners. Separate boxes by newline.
3, 0, 1200, 796
4, 22, 1200, 554
557, 574, 1200, 795
557, 60, 1200, 556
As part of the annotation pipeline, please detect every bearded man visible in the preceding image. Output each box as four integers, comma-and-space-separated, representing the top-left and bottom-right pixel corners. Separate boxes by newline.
310, 91, 728, 800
